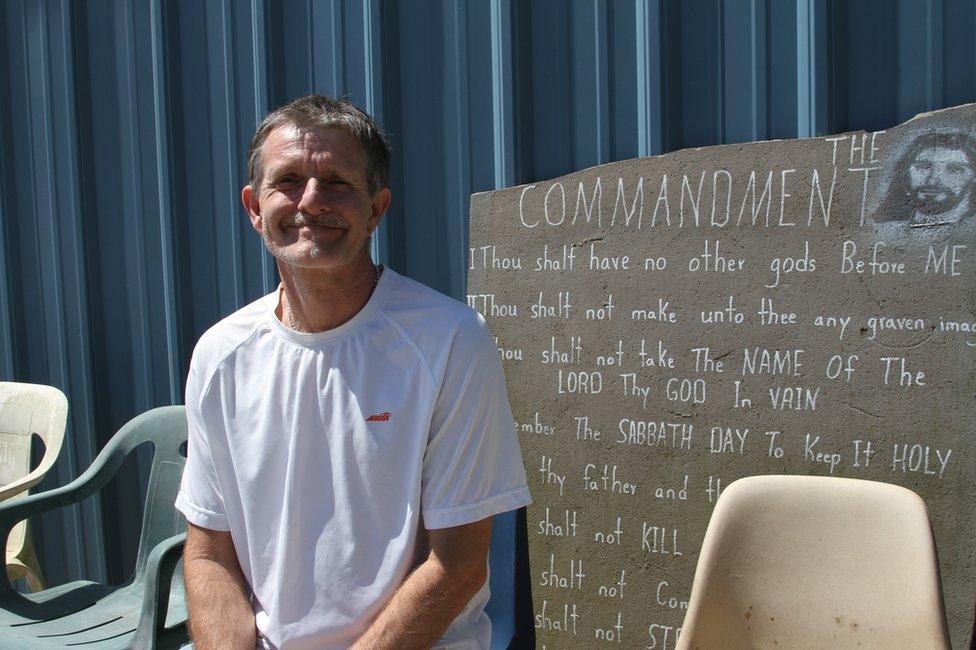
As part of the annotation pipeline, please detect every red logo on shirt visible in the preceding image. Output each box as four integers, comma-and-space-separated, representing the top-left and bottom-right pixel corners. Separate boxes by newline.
366, 412, 391, 422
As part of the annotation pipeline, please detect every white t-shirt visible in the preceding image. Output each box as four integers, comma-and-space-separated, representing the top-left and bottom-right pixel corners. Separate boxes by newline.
175, 268, 531, 649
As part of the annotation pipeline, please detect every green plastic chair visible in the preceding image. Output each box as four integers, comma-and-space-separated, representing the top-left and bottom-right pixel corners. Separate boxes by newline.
0, 405, 190, 649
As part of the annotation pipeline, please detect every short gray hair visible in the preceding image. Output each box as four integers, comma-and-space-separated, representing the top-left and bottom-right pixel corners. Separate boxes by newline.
246, 94, 391, 195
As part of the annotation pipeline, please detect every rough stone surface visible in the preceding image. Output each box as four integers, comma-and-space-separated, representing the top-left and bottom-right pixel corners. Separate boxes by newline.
467, 104, 976, 649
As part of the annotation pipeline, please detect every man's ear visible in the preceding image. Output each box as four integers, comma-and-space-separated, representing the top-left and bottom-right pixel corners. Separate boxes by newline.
367, 187, 392, 235
242, 184, 263, 235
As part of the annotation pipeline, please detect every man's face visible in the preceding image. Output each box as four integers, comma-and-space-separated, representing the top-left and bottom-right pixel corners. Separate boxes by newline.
907, 146, 976, 214
242, 125, 391, 271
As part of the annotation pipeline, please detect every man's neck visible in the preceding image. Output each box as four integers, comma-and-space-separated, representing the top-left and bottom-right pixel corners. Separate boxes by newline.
277, 254, 380, 333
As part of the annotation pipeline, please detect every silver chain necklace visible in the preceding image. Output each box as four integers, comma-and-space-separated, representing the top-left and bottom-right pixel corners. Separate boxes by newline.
283, 264, 382, 331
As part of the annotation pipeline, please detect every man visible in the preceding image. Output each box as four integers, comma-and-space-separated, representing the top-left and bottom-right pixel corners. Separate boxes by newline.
175, 94, 531, 649
875, 131, 976, 227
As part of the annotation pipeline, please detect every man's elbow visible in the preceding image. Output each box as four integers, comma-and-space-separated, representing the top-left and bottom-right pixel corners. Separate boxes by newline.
449, 558, 489, 602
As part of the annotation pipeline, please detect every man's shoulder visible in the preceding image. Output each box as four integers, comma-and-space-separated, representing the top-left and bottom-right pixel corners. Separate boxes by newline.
190, 291, 277, 377
383, 270, 483, 329
380, 270, 490, 360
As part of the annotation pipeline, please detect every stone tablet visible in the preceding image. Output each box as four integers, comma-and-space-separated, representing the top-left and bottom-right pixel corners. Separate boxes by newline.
467, 104, 976, 649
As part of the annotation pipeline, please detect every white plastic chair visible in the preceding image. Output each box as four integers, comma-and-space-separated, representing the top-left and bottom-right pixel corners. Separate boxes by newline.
0, 382, 67, 592
678, 475, 950, 650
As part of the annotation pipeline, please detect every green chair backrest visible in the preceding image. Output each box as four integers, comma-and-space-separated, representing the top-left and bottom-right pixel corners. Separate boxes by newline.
120, 406, 188, 577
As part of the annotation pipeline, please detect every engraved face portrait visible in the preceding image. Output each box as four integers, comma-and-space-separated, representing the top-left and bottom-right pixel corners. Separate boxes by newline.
875, 132, 976, 228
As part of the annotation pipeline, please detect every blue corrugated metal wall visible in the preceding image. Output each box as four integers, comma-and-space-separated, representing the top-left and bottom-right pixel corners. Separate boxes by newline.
2, 0, 974, 644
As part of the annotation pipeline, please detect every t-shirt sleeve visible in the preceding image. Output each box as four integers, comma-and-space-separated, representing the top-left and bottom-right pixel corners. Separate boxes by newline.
175, 350, 231, 532
421, 312, 532, 530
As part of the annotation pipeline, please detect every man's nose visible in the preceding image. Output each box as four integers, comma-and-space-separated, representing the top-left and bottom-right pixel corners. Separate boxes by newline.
297, 178, 328, 213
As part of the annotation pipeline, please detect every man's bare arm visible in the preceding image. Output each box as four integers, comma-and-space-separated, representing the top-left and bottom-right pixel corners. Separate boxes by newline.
351, 517, 494, 649
184, 522, 257, 649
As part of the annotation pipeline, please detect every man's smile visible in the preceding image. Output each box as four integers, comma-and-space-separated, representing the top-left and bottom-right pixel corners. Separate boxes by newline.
284, 214, 349, 230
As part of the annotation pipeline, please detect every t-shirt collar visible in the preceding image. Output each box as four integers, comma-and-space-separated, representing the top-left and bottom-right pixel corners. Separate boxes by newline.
268, 265, 392, 346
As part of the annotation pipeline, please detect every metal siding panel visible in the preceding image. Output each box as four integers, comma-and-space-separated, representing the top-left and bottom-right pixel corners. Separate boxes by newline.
274, 0, 315, 101
0, 169, 12, 379
339, 0, 367, 104
3, 3, 41, 392
150, 0, 183, 406
0, 0, 106, 587
118, 0, 154, 420
526, 1, 573, 180
309, 0, 344, 94
676, 0, 722, 148
218, 0, 247, 310
46, 0, 106, 583
395, 4, 448, 290
86, 0, 153, 583
440, 1, 470, 299
944, 0, 976, 106
19, 0, 95, 586
364, 0, 393, 269
608, 2, 640, 161
768, 0, 799, 139
174, 0, 226, 347
570, 1, 610, 168
722, 0, 769, 143
377, 1, 407, 275
250, 0, 276, 294
466, 0, 497, 195
796, 0, 829, 137
237, 1, 275, 304
635, 0, 665, 156
490, 0, 516, 189
840, 0, 899, 133
0, 2, 15, 381
897, 0, 945, 121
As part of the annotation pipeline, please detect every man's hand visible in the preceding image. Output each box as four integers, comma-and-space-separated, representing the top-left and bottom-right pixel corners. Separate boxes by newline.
184, 523, 257, 649
351, 517, 494, 649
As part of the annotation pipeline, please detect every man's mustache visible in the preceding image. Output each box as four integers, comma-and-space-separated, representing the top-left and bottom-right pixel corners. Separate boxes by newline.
283, 214, 348, 229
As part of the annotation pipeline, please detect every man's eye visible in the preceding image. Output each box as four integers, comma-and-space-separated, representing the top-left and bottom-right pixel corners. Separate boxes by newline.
276, 176, 301, 186
946, 164, 969, 175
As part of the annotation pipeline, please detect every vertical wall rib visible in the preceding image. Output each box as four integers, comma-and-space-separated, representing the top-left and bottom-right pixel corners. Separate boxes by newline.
363, 0, 391, 268
490, 0, 516, 189
897, 0, 945, 120
119, 0, 153, 415
0, 2, 14, 380
19, 0, 104, 582
220, 0, 245, 308
635, 0, 664, 156
48, 0, 104, 580
249, 0, 275, 293
722, 0, 768, 143
570, 0, 610, 167
149, 0, 181, 405
0, 166, 12, 378
444, 2, 472, 300
796, 0, 830, 137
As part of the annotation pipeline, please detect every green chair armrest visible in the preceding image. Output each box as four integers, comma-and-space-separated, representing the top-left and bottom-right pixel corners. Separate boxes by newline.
132, 532, 187, 649
0, 406, 185, 539
0, 429, 134, 599
0, 443, 126, 536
